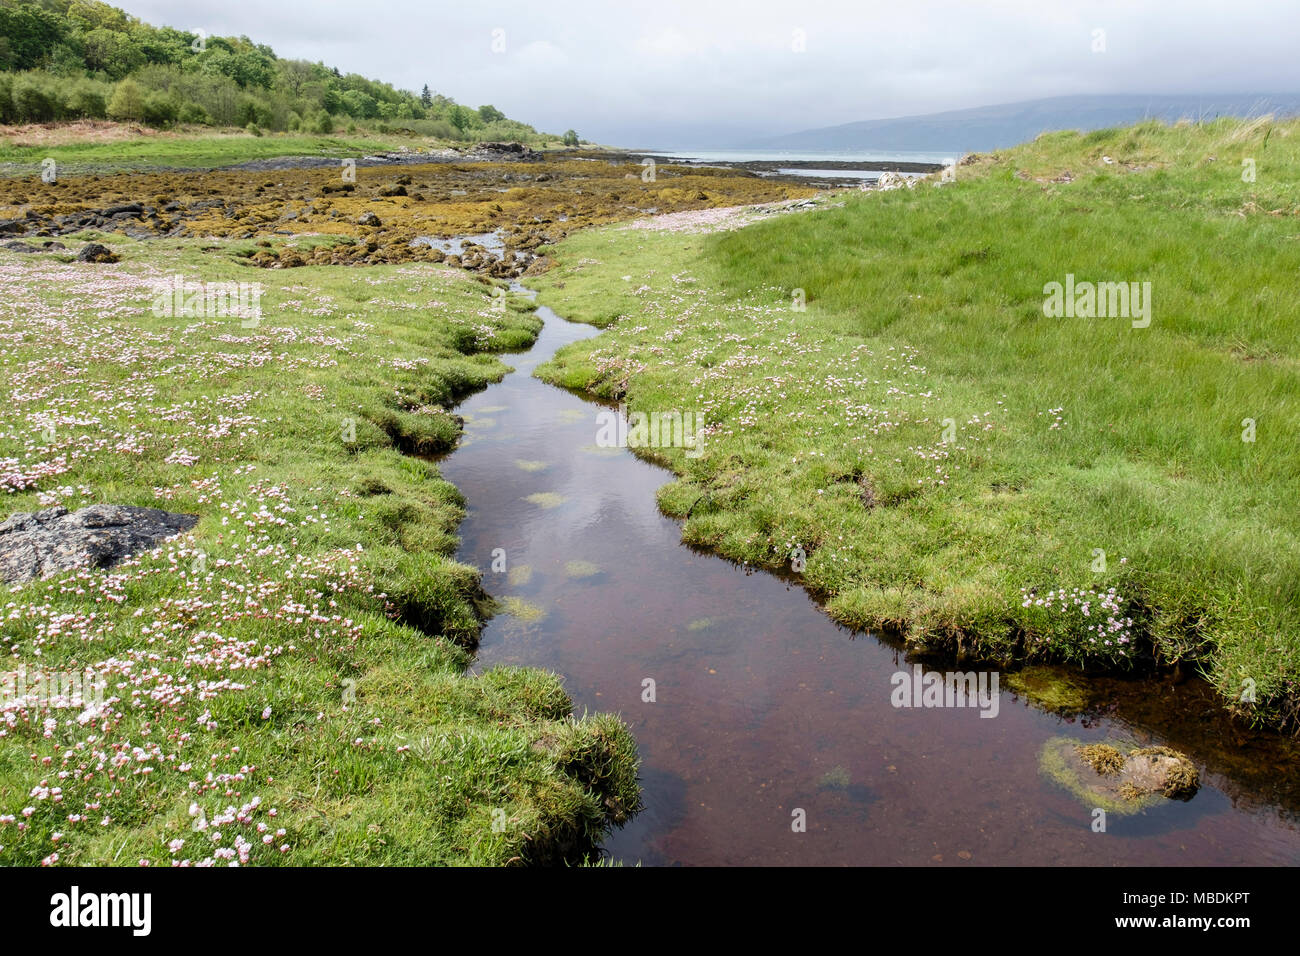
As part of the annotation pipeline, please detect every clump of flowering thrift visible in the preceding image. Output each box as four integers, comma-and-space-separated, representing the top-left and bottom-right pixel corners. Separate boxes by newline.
1019, 583, 1138, 665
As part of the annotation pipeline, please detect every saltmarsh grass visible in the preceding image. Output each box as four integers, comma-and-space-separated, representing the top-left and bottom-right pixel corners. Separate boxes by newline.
532, 117, 1300, 731
0, 236, 638, 866
0, 130, 431, 175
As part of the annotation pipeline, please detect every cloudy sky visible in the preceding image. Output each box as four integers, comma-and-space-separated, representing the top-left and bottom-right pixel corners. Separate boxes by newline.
118, 0, 1300, 146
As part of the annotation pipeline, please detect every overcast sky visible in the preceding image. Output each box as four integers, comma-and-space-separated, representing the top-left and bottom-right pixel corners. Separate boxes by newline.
117, 1, 1300, 146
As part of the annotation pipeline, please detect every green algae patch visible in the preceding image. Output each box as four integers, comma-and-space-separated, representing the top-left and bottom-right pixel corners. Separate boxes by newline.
1006, 666, 1093, 715
564, 560, 602, 579
523, 492, 566, 509
818, 766, 852, 791
507, 564, 534, 587
500, 596, 546, 623
687, 617, 714, 631
515, 459, 549, 472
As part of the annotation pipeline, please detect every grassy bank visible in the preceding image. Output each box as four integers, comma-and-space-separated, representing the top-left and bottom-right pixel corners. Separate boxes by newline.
0, 124, 450, 173
0, 235, 638, 865
531, 117, 1300, 731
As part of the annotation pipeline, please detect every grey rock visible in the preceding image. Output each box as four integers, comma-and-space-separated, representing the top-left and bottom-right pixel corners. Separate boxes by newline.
1119, 749, 1199, 799
102, 202, 143, 217
0, 505, 199, 585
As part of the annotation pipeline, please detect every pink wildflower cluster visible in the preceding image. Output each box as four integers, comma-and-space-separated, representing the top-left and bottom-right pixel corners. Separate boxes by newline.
1020, 584, 1137, 661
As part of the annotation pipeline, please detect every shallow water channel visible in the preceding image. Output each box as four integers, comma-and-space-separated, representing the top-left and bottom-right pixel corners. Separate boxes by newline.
436, 294, 1300, 866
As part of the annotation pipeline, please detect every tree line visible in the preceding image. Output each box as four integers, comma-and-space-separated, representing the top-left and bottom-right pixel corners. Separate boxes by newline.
0, 0, 577, 143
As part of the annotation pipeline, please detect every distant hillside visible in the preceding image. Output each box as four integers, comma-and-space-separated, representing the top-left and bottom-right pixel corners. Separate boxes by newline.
756, 94, 1300, 153
0, 0, 569, 142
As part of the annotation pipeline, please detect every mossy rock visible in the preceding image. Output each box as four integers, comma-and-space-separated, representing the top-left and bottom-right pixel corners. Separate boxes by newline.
1123, 746, 1200, 801
1040, 737, 1200, 814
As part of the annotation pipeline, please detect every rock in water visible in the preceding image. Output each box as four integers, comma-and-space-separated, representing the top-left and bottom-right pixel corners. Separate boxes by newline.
0, 505, 198, 585
1039, 736, 1200, 814
1120, 746, 1200, 800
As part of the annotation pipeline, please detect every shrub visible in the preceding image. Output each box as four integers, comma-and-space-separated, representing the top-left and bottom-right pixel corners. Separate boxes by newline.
235, 99, 258, 127
177, 102, 209, 125
11, 76, 58, 122
106, 78, 144, 121
141, 92, 179, 127
65, 86, 107, 119
245, 122, 262, 136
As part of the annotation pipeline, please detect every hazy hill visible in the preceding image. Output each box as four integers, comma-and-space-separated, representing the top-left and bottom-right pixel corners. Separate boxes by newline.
754, 94, 1300, 152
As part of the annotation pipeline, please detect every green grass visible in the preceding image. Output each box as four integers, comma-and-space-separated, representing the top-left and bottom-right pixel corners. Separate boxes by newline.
531, 116, 1300, 732
0, 235, 638, 865
0, 129, 438, 174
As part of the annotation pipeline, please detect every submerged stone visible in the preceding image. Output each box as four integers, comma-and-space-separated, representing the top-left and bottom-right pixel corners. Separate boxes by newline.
1040, 736, 1200, 814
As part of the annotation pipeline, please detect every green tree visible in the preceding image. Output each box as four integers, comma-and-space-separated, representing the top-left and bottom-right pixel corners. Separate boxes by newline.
562, 129, 579, 146
340, 89, 377, 119
477, 104, 505, 124
420, 84, 432, 107
448, 103, 475, 135
81, 27, 144, 79
0, 4, 65, 71
106, 77, 144, 121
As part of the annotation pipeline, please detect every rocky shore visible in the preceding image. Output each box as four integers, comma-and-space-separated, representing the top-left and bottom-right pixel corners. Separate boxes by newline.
0, 142, 819, 276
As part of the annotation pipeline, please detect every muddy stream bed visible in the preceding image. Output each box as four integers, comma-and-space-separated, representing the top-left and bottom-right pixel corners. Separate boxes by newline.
436, 291, 1300, 866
